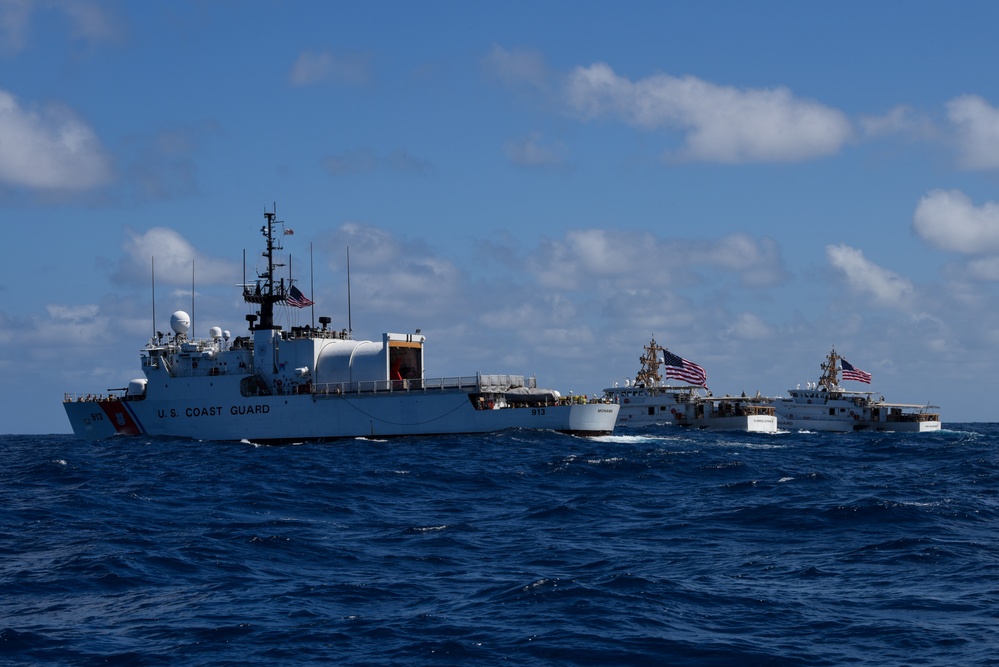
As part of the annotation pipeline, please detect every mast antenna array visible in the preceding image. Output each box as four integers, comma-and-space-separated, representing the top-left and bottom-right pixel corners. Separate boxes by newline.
242, 204, 288, 329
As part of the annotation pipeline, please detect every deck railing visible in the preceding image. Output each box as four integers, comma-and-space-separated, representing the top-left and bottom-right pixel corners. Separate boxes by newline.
312, 375, 484, 397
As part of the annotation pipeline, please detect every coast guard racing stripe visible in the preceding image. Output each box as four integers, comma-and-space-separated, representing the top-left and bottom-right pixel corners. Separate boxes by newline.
98, 400, 145, 435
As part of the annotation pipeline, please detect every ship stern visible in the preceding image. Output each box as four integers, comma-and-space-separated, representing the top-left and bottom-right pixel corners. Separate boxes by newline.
64, 398, 144, 441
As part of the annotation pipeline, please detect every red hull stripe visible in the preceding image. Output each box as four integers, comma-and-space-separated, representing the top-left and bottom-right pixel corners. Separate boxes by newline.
98, 400, 145, 435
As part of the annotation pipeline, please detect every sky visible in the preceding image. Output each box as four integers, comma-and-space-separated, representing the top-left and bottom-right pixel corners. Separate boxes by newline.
3, 0, 999, 433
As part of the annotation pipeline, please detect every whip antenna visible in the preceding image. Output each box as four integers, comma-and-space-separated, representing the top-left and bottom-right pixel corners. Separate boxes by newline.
346, 246, 352, 338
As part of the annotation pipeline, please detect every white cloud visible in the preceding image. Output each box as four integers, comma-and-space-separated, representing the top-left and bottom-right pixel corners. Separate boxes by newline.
946, 95, 999, 169
912, 189, 999, 256
320, 222, 463, 317
288, 50, 370, 86
690, 234, 786, 287
530, 229, 788, 290
826, 244, 914, 307
562, 62, 853, 163
115, 227, 240, 287
504, 132, 567, 168
0, 89, 113, 190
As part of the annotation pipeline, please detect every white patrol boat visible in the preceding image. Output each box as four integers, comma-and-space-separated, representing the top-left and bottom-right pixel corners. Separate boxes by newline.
769, 349, 941, 432
603, 338, 777, 433
64, 207, 619, 443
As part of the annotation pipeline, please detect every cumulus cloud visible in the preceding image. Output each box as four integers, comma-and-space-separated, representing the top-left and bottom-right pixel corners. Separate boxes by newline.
0, 89, 113, 190
115, 227, 240, 287
946, 95, 999, 169
504, 132, 567, 168
484, 46, 854, 163
288, 50, 371, 86
912, 189, 999, 256
826, 244, 913, 307
530, 229, 788, 290
321, 222, 463, 316
688, 234, 787, 287
562, 62, 853, 163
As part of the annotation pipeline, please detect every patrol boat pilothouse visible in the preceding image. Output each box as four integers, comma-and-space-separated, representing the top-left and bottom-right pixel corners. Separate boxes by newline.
64, 207, 619, 442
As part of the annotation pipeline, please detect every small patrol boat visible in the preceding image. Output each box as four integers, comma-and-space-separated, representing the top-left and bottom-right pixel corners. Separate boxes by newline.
767, 349, 941, 432
64, 207, 619, 442
603, 338, 777, 433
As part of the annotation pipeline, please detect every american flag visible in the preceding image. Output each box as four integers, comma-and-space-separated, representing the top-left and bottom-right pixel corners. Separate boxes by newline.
661, 350, 707, 386
286, 284, 314, 308
841, 359, 872, 384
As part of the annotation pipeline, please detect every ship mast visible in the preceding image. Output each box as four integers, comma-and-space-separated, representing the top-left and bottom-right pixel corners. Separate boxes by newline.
818, 348, 842, 391
634, 337, 665, 386
243, 206, 288, 330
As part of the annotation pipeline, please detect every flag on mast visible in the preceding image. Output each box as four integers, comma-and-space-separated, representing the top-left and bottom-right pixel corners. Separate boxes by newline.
661, 350, 707, 386
286, 284, 314, 308
841, 359, 872, 384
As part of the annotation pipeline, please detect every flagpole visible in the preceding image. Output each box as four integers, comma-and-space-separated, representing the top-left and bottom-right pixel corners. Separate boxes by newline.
151, 256, 156, 341
310, 241, 315, 329
346, 246, 352, 339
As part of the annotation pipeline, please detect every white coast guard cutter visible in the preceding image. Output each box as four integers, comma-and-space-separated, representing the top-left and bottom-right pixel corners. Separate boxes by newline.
64, 207, 618, 442
603, 338, 777, 433
766, 349, 941, 432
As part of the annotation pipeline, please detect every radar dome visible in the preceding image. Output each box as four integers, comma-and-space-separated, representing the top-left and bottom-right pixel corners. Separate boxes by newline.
170, 311, 191, 335
209, 326, 223, 340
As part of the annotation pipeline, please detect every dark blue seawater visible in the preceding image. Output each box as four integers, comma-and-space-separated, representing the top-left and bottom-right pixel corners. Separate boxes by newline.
2, 426, 997, 666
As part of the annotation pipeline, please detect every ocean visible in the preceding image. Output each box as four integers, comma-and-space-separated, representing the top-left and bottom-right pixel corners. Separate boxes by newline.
1, 426, 996, 666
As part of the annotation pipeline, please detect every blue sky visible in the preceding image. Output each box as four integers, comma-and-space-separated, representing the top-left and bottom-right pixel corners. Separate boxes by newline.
3, 0, 998, 432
